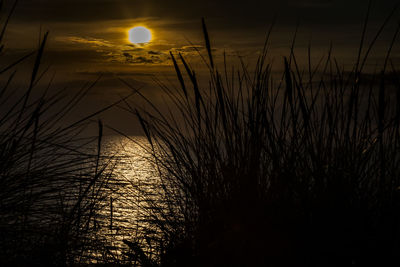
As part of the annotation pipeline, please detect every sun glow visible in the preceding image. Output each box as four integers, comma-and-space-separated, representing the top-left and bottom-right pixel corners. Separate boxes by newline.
128, 26, 152, 44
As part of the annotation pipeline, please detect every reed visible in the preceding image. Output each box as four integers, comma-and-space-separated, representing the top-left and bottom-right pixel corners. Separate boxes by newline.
126, 10, 400, 267
0, 2, 122, 265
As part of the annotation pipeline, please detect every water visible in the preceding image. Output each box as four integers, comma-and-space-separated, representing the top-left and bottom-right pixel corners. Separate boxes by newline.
92, 135, 160, 261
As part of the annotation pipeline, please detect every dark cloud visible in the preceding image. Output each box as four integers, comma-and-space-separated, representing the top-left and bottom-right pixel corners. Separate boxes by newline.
148, 51, 162, 55
122, 52, 133, 60
122, 53, 164, 64
133, 56, 156, 64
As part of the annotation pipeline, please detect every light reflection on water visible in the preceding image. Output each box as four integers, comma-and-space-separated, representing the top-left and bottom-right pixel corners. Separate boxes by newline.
95, 135, 159, 259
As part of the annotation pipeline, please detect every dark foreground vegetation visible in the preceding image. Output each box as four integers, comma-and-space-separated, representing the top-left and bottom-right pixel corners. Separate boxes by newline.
0, 2, 121, 265
124, 14, 400, 267
2, 0, 400, 266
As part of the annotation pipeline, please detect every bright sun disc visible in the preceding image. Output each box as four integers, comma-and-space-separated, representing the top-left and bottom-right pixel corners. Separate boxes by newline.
128, 26, 152, 44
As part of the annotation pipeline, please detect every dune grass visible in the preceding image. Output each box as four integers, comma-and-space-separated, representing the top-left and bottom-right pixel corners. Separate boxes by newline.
0, 2, 126, 265
124, 11, 400, 267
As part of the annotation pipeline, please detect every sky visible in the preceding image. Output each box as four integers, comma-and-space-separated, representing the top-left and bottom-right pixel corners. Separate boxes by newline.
1, 0, 399, 134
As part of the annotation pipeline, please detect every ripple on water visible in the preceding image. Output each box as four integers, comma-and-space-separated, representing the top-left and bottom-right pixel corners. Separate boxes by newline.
89, 136, 161, 262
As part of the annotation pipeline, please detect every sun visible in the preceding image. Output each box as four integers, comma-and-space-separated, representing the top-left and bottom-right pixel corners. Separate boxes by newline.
128, 26, 152, 44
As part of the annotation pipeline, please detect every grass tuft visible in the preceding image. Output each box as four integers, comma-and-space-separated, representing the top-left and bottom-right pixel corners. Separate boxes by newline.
126, 14, 400, 267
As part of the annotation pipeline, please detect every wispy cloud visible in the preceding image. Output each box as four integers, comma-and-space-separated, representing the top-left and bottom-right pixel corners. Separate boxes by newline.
55, 35, 210, 66
56, 36, 114, 47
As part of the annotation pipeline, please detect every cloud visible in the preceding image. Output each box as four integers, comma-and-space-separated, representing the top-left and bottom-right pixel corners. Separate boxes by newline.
148, 51, 162, 55
56, 36, 113, 48
56, 34, 210, 66
56, 35, 165, 64
122, 52, 133, 60
121, 52, 167, 64
131, 56, 157, 64
172, 45, 203, 53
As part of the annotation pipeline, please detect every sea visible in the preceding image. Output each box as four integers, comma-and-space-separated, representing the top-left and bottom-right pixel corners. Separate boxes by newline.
87, 135, 161, 262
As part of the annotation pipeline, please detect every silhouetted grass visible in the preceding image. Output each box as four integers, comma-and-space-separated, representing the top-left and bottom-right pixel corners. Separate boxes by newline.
125, 11, 400, 267
0, 2, 125, 266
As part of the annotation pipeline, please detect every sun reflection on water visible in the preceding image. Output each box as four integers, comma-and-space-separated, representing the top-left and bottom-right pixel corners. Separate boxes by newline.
94, 136, 159, 260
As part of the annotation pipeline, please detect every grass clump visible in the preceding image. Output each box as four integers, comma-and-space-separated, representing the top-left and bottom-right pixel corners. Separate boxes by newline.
126, 12, 400, 267
0, 2, 120, 266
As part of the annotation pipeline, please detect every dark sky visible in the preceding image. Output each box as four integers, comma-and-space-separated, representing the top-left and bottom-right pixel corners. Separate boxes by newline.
6, 0, 399, 72
1, 0, 399, 134
10, 0, 399, 24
